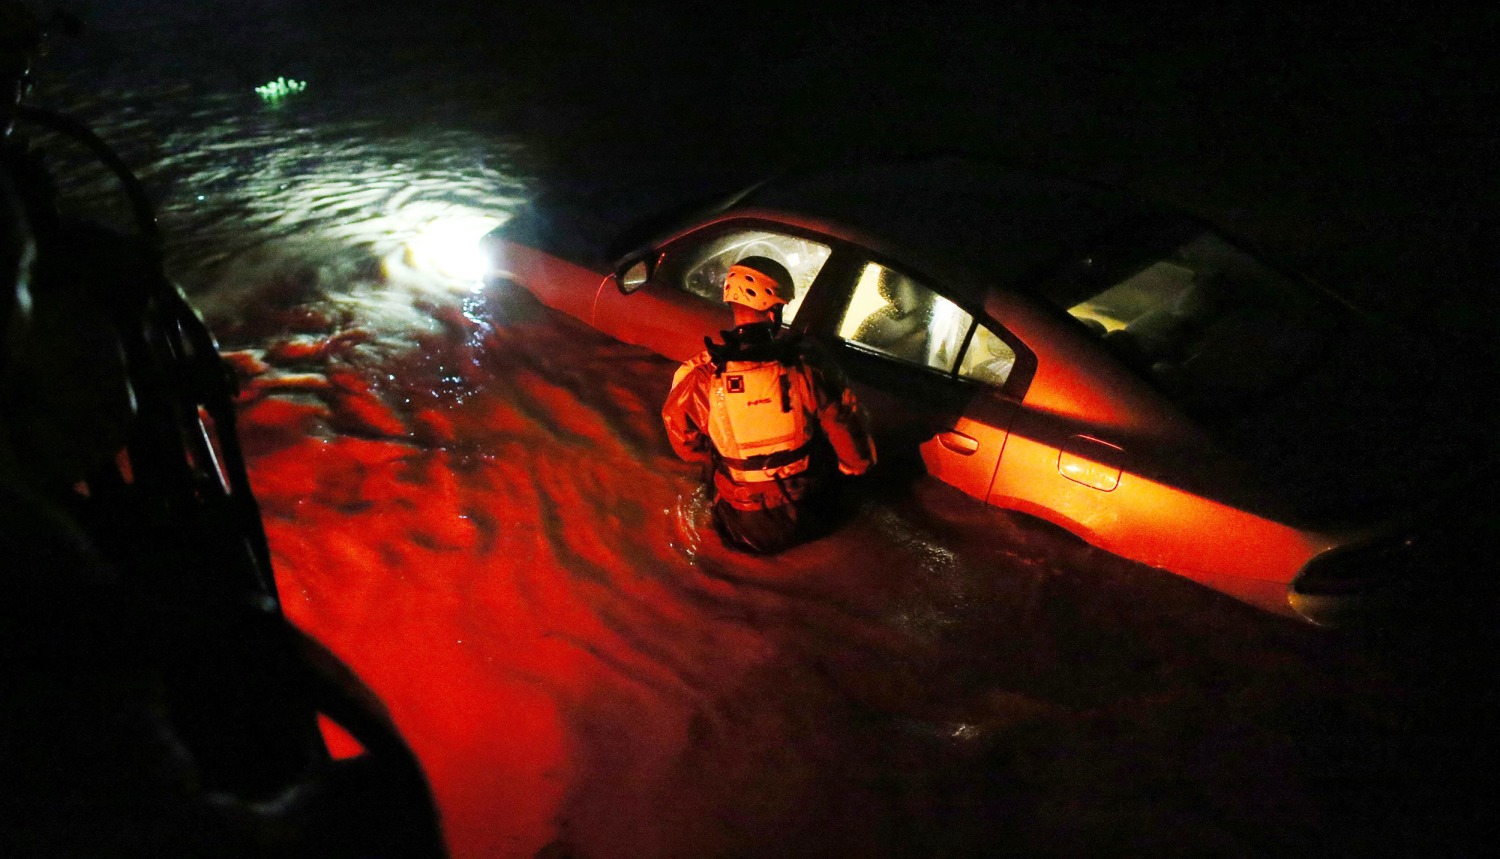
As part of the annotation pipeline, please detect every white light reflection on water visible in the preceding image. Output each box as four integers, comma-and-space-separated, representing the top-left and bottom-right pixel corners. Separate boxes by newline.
170, 117, 522, 334
399, 204, 504, 283
31, 82, 526, 341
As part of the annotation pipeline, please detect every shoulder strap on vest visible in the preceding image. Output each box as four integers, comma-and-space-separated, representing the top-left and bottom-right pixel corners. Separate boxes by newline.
707, 325, 804, 375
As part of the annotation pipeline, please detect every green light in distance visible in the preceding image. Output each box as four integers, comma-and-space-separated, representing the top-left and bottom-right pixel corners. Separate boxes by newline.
256, 76, 308, 102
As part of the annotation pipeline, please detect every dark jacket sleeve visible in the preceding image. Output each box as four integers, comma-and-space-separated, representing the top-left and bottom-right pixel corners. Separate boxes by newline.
801, 347, 876, 476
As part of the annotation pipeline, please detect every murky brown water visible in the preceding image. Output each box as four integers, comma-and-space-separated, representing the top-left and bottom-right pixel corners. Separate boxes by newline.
22, 2, 1498, 857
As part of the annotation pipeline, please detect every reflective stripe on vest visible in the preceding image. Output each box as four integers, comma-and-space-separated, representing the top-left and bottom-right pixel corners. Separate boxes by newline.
709, 360, 814, 483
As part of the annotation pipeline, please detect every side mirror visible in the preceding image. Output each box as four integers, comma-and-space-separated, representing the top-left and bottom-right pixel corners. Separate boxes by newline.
615, 257, 653, 294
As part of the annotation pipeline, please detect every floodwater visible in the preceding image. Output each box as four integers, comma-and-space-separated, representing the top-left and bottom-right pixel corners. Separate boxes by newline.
27, 2, 1498, 857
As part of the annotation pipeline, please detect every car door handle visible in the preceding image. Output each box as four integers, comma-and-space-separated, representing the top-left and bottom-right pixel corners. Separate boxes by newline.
938, 429, 979, 455
1058, 434, 1124, 491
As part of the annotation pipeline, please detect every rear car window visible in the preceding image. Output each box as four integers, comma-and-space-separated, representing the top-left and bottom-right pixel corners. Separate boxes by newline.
1050, 230, 1329, 420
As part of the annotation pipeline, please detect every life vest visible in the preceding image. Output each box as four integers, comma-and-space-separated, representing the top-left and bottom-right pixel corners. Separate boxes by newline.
707, 357, 816, 483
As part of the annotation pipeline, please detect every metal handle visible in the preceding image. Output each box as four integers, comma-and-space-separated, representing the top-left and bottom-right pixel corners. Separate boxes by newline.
938, 429, 979, 455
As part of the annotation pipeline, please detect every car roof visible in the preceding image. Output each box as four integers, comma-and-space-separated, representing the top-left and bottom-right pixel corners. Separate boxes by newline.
734, 155, 1184, 303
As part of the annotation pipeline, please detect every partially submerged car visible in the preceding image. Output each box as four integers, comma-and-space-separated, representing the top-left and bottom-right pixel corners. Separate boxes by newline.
480, 156, 1493, 625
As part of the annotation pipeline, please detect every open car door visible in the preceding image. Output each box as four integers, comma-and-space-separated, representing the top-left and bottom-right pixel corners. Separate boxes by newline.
806, 257, 1025, 500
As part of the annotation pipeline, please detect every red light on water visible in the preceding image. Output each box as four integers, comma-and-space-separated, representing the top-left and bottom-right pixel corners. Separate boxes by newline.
236, 312, 686, 857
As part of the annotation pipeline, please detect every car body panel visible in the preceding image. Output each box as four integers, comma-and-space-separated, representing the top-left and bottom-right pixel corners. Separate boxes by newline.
592, 275, 731, 363
493, 241, 604, 330
973, 286, 1346, 608
925, 392, 1018, 503
992, 419, 1342, 581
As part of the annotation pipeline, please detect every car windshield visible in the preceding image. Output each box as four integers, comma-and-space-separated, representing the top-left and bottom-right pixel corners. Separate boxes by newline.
674, 229, 831, 323
1041, 230, 1335, 422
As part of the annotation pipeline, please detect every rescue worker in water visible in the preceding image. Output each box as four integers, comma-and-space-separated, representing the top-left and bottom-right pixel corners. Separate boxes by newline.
662, 256, 876, 553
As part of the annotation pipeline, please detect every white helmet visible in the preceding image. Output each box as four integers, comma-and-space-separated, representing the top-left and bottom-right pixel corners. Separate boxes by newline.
722, 256, 794, 312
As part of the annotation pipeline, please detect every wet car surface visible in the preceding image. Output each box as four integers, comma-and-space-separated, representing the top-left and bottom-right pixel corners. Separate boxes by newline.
481, 157, 1496, 624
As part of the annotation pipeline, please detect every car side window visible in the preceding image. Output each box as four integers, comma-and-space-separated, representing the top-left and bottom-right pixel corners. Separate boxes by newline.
955, 322, 1017, 387
660, 228, 832, 324
836, 262, 974, 372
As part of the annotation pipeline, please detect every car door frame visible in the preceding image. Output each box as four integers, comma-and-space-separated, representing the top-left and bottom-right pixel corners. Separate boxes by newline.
793, 249, 1038, 502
